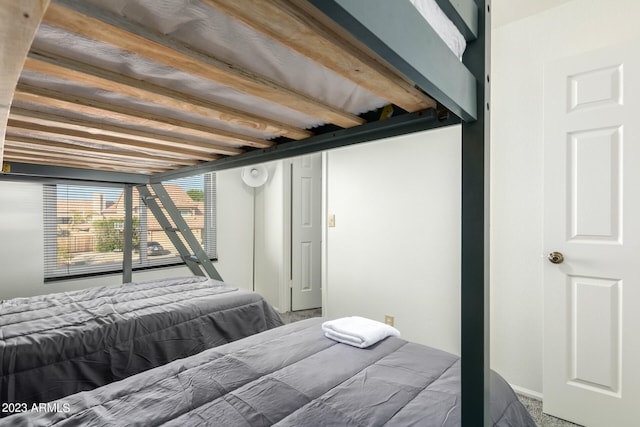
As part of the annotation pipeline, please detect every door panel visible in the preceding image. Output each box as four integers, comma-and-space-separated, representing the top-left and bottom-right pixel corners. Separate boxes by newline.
568, 127, 621, 241
543, 40, 640, 426
569, 276, 621, 396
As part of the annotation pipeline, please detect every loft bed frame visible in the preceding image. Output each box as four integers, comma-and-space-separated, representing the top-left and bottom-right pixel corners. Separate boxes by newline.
0, 0, 489, 425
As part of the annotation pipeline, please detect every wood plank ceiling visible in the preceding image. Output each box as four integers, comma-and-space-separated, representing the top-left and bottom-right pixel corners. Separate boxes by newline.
4, 0, 437, 176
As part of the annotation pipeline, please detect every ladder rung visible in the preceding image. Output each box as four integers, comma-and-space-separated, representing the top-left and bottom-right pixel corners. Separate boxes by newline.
187, 255, 202, 263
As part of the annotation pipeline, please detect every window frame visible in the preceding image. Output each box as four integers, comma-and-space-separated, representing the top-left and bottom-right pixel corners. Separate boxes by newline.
43, 174, 217, 282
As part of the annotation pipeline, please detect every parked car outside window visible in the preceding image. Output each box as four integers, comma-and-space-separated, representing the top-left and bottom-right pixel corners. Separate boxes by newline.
147, 241, 169, 256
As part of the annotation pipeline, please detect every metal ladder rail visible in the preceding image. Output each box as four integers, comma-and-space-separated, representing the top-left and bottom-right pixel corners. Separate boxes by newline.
136, 184, 206, 277
149, 183, 223, 281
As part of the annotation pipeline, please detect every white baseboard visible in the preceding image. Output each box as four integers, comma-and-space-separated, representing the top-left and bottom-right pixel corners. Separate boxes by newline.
511, 384, 543, 401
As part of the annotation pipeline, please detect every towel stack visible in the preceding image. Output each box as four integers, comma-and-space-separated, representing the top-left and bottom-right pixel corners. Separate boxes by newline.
322, 316, 400, 348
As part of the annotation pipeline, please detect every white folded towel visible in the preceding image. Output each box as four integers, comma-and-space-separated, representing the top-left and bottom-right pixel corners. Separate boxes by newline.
322, 316, 400, 348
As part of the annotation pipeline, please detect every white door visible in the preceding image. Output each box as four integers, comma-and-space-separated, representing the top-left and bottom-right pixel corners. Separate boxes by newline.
543, 40, 640, 426
291, 154, 322, 311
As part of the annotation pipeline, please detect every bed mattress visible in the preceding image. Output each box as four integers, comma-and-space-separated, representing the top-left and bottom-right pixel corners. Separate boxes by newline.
1, 318, 535, 426
0, 276, 283, 408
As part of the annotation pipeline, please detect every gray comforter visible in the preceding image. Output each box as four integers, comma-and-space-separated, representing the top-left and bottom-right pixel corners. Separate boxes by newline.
2, 318, 535, 426
0, 276, 283, 408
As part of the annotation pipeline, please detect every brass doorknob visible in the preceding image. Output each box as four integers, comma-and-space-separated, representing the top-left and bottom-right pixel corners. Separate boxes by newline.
548, 252, 564, 264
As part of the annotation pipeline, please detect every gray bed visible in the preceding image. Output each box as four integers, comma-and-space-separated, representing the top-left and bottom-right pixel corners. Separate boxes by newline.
1, 318, 535, 426
0, 276, 283, 408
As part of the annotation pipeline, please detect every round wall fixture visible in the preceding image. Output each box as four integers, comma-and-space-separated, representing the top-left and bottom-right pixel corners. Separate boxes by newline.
241, 164, 268, 188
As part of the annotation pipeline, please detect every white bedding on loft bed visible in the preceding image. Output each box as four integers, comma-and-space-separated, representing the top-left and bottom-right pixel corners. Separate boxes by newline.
21, 0, 466, 143
411, 0, 467, 60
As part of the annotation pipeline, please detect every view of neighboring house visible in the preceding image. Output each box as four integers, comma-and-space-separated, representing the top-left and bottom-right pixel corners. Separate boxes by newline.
103, 184, 205, 253
56, 184, 204, 267
56, 195, 114, 256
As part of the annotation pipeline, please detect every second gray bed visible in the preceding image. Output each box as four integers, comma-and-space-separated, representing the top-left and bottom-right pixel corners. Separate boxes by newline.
2, 317, 535, 426
0, 276, 283, 408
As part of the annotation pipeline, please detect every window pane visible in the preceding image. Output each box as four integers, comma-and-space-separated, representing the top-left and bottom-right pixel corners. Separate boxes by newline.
43, 173, 216, 280
44, 183, 126, 278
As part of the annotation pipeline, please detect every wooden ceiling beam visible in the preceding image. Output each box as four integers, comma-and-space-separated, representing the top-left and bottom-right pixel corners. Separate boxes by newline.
4, 147, 170, 172
205, 0, 437, 113
5, 136, 201, 167
44, 1, 363, 129
2, 151, 168, 174
6, 119, 221, 162
0, 1, 49, 165
13, 87, 278, 149
10, 108, 244, 157
23, 55, 311, 142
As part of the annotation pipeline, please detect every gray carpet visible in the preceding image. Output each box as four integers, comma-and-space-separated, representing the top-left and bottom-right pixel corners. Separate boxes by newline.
518, 395, 583, 427
280, 310, 581, 427
279, 308, 322, 324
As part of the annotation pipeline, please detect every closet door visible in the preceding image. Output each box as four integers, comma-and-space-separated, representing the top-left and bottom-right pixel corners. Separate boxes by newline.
291, 154, 322, 311
543, 40, 640, 426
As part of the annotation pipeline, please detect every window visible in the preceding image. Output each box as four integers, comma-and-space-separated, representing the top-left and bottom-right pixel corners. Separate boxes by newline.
43, 173, 217, 280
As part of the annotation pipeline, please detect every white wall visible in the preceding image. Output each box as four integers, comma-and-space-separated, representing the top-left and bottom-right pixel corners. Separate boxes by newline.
325, 126, 462, 355
491, 0, 574, 28
253, 161, 287, 312
214, 168, 254, 289
491, 0, 640, 395
0, 181, 45, 298
0, 169, 256, 300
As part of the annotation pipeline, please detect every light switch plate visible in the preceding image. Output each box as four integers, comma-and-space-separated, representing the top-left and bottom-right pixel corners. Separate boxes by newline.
384, 315, 394, 326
